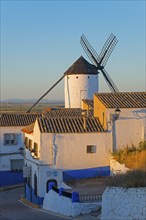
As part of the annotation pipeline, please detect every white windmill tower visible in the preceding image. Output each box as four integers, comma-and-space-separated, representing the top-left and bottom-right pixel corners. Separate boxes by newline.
64, 56, 98, 108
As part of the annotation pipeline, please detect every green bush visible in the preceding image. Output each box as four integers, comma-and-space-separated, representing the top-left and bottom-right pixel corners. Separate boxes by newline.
108, 170, 146, 188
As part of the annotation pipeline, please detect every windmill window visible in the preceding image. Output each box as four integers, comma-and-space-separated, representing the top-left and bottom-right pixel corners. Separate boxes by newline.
87, 145, 96, 153
4, 133, 18, 145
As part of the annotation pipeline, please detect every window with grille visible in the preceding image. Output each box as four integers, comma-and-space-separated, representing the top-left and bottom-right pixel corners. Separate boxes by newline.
87, 145, 96, 153
4, 133, 18, 145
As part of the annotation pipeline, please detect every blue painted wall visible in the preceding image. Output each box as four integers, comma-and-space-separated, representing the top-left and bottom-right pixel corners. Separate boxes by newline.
0, 171, 24, 187
25, 183, 44, 206
63, 166, 110, 181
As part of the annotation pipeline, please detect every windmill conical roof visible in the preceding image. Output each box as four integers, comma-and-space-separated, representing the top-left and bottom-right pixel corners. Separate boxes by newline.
64, 56, 97, 75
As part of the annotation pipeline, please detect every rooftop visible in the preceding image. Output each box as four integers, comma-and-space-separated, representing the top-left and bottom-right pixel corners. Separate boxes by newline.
0, 113, 42, 126
64, 56, 97, 75
95, 92, 146, 108
37, 116, 104, 133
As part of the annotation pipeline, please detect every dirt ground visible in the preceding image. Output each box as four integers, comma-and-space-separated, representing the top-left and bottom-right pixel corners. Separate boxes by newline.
65, 176, 111, 195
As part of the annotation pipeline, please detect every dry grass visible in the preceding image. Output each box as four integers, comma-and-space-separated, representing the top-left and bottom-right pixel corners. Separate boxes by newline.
125, 150, 146, 170
107, 170, 146, 188
113, 141, 146, 170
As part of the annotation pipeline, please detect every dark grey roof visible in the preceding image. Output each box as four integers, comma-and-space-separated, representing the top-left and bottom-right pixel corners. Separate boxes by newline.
0, 113, 42, 126
64, 56, 97, 75
95, 92, 146, 108
38, 116, 104, 133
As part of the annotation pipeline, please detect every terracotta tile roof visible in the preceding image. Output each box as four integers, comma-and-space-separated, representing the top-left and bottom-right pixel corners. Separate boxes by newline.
38, 116, 104, 133
21, 123, 35, 134
95, 92, 146, 108
0, 113, 42, 126
82, 99, 94, 110
64, 56, 97, 75
44, 108, 93, 118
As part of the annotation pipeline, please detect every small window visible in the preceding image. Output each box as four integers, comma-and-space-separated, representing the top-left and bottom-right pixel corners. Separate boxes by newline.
34, 142, 38, 157
76, 76, 78, 79
24, 137, 29, 148
29, 139, 33, 150
87, 145, 96, 153
4, 133, 17, 145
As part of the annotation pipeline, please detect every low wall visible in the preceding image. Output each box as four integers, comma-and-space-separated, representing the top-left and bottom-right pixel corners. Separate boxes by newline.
0, 171, 24, 187
43, 189, 101, 217
63, 166, 110, 181
100, 187, 146, 220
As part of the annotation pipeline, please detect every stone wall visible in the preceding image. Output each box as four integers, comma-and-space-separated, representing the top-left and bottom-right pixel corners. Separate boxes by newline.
100, 187, 146, 220
43, 189, 101, 217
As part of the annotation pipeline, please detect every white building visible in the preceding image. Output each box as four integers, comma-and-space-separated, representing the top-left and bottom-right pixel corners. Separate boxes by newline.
0, 113, 41, 186
22, 92, 146, 205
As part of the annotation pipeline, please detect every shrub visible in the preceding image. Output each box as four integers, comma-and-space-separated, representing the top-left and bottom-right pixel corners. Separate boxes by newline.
125, 150, 146, 170
107, 170, 146, 188
138, 141, 146, 151
113, 141, 146, 170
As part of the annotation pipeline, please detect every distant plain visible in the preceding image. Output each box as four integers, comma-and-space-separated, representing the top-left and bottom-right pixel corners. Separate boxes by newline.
0, 101, 64, 113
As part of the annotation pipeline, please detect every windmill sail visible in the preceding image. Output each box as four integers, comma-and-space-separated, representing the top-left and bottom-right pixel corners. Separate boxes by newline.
27, 75, 65, 113
80, 34, 119, 93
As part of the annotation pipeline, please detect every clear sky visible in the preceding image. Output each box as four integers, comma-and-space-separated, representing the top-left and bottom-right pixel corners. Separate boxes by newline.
1, 0, 145, 101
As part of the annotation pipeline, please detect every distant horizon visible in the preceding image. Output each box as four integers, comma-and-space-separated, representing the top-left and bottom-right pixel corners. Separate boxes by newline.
1, 99, 65, 104
1, 89, 145, 103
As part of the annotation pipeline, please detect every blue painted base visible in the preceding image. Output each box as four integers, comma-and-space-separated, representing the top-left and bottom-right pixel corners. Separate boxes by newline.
25, 183, 44, 206
63, 166, 110, 181
0, 171, 24, 187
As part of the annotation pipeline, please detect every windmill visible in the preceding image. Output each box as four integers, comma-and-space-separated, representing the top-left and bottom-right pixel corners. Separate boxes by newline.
27, 33, 118, 113
80, 33, 119, 93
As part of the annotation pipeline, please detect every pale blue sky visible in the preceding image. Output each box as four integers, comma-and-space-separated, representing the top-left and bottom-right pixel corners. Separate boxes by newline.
1, 0, 145, 100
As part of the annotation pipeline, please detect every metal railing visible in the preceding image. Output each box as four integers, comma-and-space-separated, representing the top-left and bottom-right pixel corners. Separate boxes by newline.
79, 193, 102, 203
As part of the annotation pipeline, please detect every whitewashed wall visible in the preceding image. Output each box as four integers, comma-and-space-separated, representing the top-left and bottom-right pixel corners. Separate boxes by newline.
41, 132, 111, 169
101, 187, 146, 220
0, 127, 24, 171
106, 108, 145, 150
25, 148, 66, 198
64, 74, 98, 108
43, 189, 101, 217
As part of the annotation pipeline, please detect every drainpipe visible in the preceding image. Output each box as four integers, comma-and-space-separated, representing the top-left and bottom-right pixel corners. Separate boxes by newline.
110, 109, 121, 154
111, 114, 117, 154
